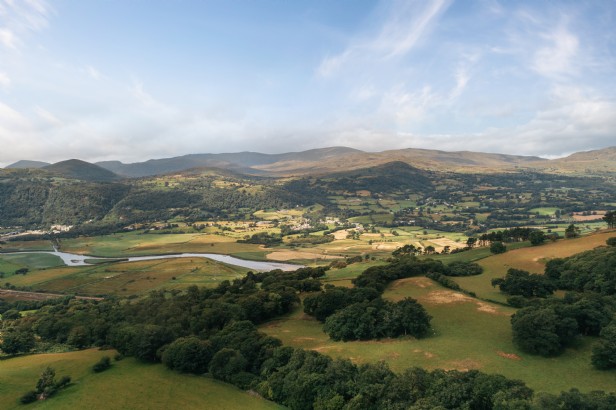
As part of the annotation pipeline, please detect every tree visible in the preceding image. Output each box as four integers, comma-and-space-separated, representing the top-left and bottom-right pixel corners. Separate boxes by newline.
162, 336, 213, 374
591, 322, 616, 369
387, 298, 432, 338
490, 241, 507, 254
511, 307, 578, 356
603, 211, 616, 229
564, 224, 580, 239
529, 230, 546, 246
32, 366, 70, 400
466, 237, 477, 249
0, 329, 35, 354
492, 268, 555, 298
445, 261, 483, 277
209, 348, 249, 382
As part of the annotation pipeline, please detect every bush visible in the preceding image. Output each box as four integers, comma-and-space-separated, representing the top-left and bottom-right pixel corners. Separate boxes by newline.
19, 390, 37, 404
591, 323, 616, 370
445, 261, 483, 277
490, 241, 507, 254
92, 356, 112, 373
606, 237, 616, 247
162, 337, 213, 374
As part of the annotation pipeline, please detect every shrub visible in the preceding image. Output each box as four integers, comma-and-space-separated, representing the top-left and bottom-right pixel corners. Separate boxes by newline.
490, 241, 507, 254
93, 356, 112, 373
445, 261, 483, 277
19, 390, 37, 404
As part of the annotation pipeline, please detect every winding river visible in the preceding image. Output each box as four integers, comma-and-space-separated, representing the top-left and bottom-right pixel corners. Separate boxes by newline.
1, 249, 302, 272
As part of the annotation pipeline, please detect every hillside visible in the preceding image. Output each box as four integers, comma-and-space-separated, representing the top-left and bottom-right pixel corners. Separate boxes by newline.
43, 160, 120, 182
0, 350, 281, 410
96, 147, 363, 177
6, 160, 50, 169
527, 146, 616, 175
7, 146, 616, 178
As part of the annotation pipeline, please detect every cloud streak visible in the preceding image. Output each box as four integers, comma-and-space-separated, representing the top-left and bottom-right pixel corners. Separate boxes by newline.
317, 0, 451, 77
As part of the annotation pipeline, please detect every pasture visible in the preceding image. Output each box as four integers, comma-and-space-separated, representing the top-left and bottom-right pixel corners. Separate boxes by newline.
261, 276, 616, 394
58, 232, 265, 258
0, 350, 281, 410
454, 230, 616, 302
5, 258, 248, 297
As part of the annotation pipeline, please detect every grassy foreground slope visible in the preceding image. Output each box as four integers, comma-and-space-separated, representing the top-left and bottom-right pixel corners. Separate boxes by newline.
0, 350, 281, 410
261, 277, 616, 394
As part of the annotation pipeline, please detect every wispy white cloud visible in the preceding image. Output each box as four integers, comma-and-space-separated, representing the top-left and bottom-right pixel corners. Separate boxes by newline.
34, 106, 62, 126
85, 65, 102, 80
0, 71, 9, 88
0, 0, 51, 50
532, 22, 579, 79
317, 0, 451, 77
0, 28, 17, 49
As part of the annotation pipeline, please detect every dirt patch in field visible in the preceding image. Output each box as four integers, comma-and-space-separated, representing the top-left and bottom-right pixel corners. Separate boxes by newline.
0, 289, 103, 302
266, 250, 340, 261
497, 351, 522, 360
430, 238, 465, 251
293, 337, 317, 343
425, 290, 471, 304
372, 242, 403, 251
333, 230, 350, 240
476, 302, 508, 315
572, 211, 606, 221
425, 290, 508, 316
445, 359, 482, 371
391, 277, 434, 289
412, 348, 436, 359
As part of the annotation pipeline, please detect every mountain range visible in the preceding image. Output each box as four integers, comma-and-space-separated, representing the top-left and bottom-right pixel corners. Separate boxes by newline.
5, 146, 616, 181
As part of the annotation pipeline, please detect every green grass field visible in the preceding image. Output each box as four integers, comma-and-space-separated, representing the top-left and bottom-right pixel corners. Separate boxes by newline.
5, 258, 249, 297
260, 276, 616, 394
0, 350, 281, 409
58, 232, 265, 258
0, 240, 55, 252
453, 230, 616, 303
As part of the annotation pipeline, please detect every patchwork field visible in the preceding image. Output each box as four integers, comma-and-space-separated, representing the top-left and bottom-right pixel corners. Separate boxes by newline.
261, 276, 616, 394
0, 350, 281, 409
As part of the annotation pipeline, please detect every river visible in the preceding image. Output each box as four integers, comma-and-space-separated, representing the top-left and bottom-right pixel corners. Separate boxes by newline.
0, 249, 302, 272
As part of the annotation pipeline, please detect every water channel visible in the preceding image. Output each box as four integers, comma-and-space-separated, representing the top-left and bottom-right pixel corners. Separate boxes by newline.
1, 249, 303, 272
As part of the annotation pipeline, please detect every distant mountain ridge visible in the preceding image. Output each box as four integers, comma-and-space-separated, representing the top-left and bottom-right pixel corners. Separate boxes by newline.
95, 147, 363, 177
43, 159, 119, 182
5, 146, 616, 178
6, 160, 50, 169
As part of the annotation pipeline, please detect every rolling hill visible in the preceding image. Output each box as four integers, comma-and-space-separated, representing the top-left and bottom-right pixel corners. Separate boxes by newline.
43, 159, 120, 182
5, 145, 616, 179
6, 160, 50, 169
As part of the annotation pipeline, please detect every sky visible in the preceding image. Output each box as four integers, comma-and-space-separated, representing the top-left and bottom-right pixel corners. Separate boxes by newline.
0, 0, 615, 166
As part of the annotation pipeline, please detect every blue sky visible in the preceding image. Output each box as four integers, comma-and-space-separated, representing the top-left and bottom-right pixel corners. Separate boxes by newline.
1, 0, 615, 166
